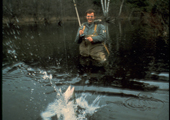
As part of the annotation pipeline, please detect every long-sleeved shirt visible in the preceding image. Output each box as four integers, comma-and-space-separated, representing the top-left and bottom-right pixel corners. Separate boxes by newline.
75, 22, 106, 44
75, 22, 107, 61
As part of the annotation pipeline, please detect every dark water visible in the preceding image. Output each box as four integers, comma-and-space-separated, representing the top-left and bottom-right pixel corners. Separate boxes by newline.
2, 20, 169, 120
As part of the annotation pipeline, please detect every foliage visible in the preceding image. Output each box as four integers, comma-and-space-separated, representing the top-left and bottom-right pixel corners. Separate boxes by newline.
151, 0, 169, 24
2, 0, 169, 27
127, 0, 149, 7
92, 0, 101, 7
126, 0, 169, 39
126, 0, 152, 12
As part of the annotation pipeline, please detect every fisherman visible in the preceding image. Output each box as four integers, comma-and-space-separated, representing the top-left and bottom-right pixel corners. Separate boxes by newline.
75, 9, 107, 66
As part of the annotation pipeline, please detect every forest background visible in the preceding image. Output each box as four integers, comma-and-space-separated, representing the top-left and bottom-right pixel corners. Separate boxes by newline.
3, 0, 169, 38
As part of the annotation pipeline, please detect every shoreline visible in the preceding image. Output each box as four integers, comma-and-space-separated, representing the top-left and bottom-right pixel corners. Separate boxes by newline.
3, 16, 140, 25
2, 16, 81, 25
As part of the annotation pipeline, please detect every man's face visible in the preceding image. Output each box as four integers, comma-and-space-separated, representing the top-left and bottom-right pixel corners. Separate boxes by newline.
86, 12, 95, 24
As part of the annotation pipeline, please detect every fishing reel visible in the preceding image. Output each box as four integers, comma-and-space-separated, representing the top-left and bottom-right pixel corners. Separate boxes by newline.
81, 34, 85, 39
81, 34, 88, 43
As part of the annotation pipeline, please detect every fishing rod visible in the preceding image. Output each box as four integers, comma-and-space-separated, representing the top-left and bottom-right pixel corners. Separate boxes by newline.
73, 0, 81, 26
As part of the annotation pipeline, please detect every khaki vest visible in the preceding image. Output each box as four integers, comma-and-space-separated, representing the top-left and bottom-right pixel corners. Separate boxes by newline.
79, 24, 106, 61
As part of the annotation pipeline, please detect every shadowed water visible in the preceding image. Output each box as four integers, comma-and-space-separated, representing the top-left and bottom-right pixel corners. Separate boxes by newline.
2, 20, 169, 120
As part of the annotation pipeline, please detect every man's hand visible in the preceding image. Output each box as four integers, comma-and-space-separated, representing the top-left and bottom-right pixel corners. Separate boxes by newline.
86, 37, 93, 42
79, 30, 84, 35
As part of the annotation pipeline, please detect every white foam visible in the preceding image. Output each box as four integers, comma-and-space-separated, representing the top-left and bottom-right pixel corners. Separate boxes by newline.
41, 93, 102, 120
40, 72, 103, 120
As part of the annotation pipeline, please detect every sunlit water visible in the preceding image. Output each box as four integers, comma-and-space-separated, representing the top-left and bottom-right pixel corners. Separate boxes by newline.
2, 20, 169, 120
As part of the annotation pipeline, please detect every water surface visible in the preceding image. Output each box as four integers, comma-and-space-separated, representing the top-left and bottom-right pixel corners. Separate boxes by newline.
2, 20, 169, 120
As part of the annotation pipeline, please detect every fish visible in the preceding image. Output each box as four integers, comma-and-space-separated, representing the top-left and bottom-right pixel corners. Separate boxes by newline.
63, 86, 75, 103
40, 85, 77, 120
41, 85, 101, 120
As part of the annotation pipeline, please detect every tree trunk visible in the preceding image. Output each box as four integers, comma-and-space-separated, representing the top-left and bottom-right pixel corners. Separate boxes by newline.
118, 0, 124, 17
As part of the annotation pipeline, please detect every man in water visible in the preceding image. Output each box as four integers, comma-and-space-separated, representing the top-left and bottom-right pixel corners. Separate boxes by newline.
75, 9, 107, 66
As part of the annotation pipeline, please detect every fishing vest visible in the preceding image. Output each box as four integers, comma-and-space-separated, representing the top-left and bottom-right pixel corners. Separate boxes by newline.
79, 24, 106, 61
82, 24, 98, 37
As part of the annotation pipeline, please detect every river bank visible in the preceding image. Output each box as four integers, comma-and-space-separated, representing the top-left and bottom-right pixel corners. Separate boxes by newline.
2, 16, 140, 25
2, 16, 79, 25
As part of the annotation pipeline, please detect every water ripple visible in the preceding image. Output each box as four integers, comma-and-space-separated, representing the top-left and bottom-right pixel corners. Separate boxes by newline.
122, 93, 164, 111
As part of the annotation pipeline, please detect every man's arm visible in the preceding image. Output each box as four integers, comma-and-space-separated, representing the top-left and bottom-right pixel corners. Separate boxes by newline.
75, 25, 84, 44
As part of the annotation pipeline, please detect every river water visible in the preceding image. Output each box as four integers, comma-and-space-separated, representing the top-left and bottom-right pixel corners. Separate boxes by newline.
2, 20, 169, 120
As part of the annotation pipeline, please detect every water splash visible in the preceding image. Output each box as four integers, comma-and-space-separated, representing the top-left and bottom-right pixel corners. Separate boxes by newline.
40, 73, 103, 120
75, 94, 102, 119
41, 93, 102, 120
